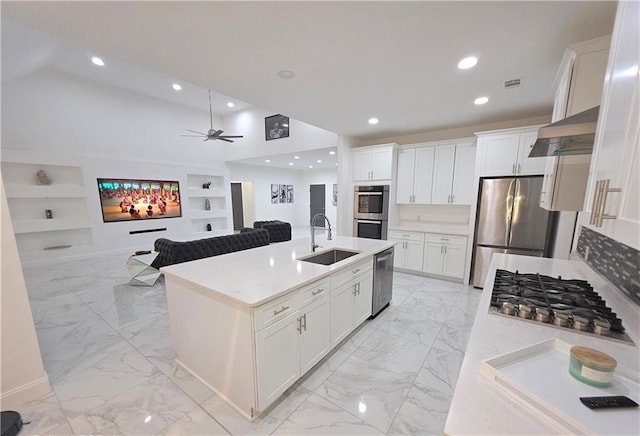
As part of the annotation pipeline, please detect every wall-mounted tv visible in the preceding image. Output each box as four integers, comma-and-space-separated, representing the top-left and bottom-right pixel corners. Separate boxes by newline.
97, 178, 181, 223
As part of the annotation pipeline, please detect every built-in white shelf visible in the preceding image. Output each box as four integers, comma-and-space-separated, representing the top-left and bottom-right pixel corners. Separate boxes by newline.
4, 184, 87, 198
12, 218, 92, 234
186, 187, 226, 197
189, 210, 227, 220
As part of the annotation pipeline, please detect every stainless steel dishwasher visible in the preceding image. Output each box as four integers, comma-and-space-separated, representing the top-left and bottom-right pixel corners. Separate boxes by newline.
371, 247, 394, 317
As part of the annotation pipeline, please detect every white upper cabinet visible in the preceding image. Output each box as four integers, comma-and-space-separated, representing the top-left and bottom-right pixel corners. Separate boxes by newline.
351, 145, 394, 182
476, 128, 549, 177
396, 139, 475, 206
575, 1, 639, 250
540, 35, 610, 211
396, 146, 434, 204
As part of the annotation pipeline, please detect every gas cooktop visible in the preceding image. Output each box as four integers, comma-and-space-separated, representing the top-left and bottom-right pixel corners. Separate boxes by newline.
489, 269, 634, 345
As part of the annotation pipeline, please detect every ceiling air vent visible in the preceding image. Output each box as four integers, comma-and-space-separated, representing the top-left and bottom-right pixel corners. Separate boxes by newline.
504, 78, 522, 89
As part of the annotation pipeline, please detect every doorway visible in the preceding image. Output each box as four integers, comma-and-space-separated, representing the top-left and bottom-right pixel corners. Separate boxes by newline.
310, 184, 326, 227
231, 182, 244, 230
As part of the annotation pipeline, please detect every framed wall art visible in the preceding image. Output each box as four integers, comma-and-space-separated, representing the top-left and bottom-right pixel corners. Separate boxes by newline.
265, 114, 289, 141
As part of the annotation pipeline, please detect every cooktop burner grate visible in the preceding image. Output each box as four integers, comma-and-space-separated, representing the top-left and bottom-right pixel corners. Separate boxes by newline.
489, 269, 633, 344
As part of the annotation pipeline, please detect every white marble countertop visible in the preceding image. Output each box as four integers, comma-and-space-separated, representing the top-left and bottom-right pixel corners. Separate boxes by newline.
445, 254, 640, 435
388, 222, 470, 236
161, 236, 396, 307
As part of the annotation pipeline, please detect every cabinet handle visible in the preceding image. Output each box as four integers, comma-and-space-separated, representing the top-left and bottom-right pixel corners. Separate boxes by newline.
444, 245, 447, 254
590, 180, 603, 225
353, 283, 358, 296
451, 194, 455, 203
352, 268, 361, 274
356, 282, 361, 295
404, 241, 407, 249
596, 179, 621, 227
517, 163, 521, 174
297, 316, 302, 333
512, 163, 516, 174
311, 288, 324, 296
273, 306, 289, 316
302, 313, 307, 331
440, 246, 443, 254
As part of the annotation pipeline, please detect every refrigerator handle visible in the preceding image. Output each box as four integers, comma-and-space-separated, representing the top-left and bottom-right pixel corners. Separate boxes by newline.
505, 178, 516, 246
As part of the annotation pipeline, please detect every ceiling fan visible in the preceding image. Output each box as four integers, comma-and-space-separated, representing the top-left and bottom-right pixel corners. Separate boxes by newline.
182, 90, 244, 143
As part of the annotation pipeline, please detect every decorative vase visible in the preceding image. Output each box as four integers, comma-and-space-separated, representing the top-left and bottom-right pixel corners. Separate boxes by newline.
205, 199, 211, 210
206, 223, 212, 231
45, 209, 53, 219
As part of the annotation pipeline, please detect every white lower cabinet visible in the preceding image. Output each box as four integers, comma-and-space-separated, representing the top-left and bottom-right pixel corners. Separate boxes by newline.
299, 297, 331, 374
422, 234, 467, 279
330, 259, 373, 347
388, 230, 424, 272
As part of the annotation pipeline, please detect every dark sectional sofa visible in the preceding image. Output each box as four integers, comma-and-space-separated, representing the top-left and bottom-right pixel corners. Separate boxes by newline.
253, 220, 292, 243
151, 228, 270, 269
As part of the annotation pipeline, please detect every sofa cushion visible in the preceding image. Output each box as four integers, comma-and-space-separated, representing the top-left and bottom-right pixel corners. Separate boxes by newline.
253, 220, 292, 243
151, 228, 270, 269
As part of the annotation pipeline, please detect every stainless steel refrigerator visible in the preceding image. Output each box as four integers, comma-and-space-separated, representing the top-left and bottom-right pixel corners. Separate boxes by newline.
471, 176, 553, 287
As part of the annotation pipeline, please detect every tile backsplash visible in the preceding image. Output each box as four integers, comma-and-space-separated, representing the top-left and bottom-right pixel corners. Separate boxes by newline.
576, 226, 640, 306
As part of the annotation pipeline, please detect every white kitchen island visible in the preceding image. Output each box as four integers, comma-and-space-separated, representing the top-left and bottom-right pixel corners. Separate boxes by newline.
444, 254, 640, 435
161, 236, 395, 421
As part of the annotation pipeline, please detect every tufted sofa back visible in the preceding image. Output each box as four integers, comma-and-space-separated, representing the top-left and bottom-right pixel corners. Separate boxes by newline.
253, 220, 292, 243
151, 228, 270, 269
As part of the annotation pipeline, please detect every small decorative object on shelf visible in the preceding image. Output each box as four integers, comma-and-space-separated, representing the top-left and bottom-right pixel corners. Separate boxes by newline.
205, 199, 211, 210
34, 169, 52, 185
206, 223, 212, 231
45, 209, 53, 219
203, 181, 211, 189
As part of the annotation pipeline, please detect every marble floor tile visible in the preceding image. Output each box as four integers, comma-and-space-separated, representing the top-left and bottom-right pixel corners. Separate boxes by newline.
14, 392, 69, 436
24, 277, 70, 301
53, 338, 160, 413
377, 308, 443, 346
68, 374, 198, 435
298, 348, 351, 391
436, 320, 474, 355
352, 329, 431, 378
118, 313, 175, 373
410, 287, 462, 307
201, 384, 312, 435
334, 319, 379, 354
387, 382, 451, 436
392, 294, 452, 322
159, 406, 229, 435
417, 340, 465, 395
273, 393, 383, 435
316, 354, 413, 433
166, 364, 216, 405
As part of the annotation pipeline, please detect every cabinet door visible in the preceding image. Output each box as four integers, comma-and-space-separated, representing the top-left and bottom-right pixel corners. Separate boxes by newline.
299, 297, 331, 375
404, 240, 424, 272
389, 239, 406, 268
330, 281, 356, 347
518, 131, 549, 175
353, 272, 373, 326
479, 134, 520, 176
442, 243, 466, 279
370, 148, 393, 180
422, 242, 444, 275
256, 311, 300, 409
451, 143, 476, 205
396, 149, 416, 203
413, 147, 435, 204
351, 150, 371, 181
432, 145, 455, 204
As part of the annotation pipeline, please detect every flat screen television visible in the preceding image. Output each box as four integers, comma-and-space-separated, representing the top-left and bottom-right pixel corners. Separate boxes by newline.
97, 178, 181, 223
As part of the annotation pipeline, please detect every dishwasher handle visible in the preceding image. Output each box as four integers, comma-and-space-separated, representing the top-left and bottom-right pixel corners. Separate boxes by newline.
376, 253, 393, 262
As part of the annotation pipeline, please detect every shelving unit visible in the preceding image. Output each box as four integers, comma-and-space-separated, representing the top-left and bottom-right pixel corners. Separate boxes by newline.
186, 172, 231, 236
1, 159, 93, 257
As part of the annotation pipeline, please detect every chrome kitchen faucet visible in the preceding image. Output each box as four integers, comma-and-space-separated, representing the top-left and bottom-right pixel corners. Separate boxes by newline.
310, 213, 332, 252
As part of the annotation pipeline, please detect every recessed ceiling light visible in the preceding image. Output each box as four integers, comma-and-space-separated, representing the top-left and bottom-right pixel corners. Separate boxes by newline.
172, 83, 182, 91
91, 56, 104, 66
329, 151, 336, 155
282, 123, 289, 127
474, 96, 489, 105
308, 165, 313, 168
294, 156, 300, 160
265, 159, 271, 163
458, 56, 478, 70
368, 118, 379, 125
277, 70, 295, 79
317, 160, 322, 163
289, 162, 294, 166
227, 102, 235, 108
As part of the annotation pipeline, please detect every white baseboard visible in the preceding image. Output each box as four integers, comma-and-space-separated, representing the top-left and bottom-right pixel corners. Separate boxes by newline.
0, 375, 51, 409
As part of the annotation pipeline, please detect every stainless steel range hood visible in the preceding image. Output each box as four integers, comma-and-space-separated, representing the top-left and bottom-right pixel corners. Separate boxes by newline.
529, 106, 599, 157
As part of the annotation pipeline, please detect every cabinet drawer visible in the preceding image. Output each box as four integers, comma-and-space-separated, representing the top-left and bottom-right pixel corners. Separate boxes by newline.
297, 279, 329, 307
254, 293, 298, 332
331, 258, 373, 289
425, 234, 466, 246
388, 230, 425, 242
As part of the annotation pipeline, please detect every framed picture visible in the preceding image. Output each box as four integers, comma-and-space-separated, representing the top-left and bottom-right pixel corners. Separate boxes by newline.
279, 184, 287, 203
333, 184, 338, 206
287, 185, 294, 203
265, 114, 289, 141
271, 184, 279, 203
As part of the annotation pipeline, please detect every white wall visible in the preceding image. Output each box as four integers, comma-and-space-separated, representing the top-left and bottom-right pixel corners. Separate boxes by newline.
1, 179, 50, 407
223, 106, 339, 162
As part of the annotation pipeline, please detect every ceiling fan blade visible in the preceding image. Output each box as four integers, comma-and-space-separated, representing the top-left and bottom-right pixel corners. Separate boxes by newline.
211, 129, 223, 138
181, 135, 206, 137
186, 129, 208, 135
217, 137, 233, 142
203, 137, 211, 142
219, 135, 243, 139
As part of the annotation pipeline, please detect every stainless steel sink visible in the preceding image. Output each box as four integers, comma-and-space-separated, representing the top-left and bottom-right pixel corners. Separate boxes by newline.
299, 248, 360, 266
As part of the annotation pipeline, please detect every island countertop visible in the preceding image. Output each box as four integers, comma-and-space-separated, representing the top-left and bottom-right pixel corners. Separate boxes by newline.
444, 254, 640, 435
161, 236, 396, 307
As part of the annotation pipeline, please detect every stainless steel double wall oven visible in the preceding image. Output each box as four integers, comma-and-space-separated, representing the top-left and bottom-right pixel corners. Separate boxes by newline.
353, 185, 389, 240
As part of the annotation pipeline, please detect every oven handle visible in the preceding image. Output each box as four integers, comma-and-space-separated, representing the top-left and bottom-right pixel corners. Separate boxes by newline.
356, 192, 383, 196
355, 219, 383, 224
